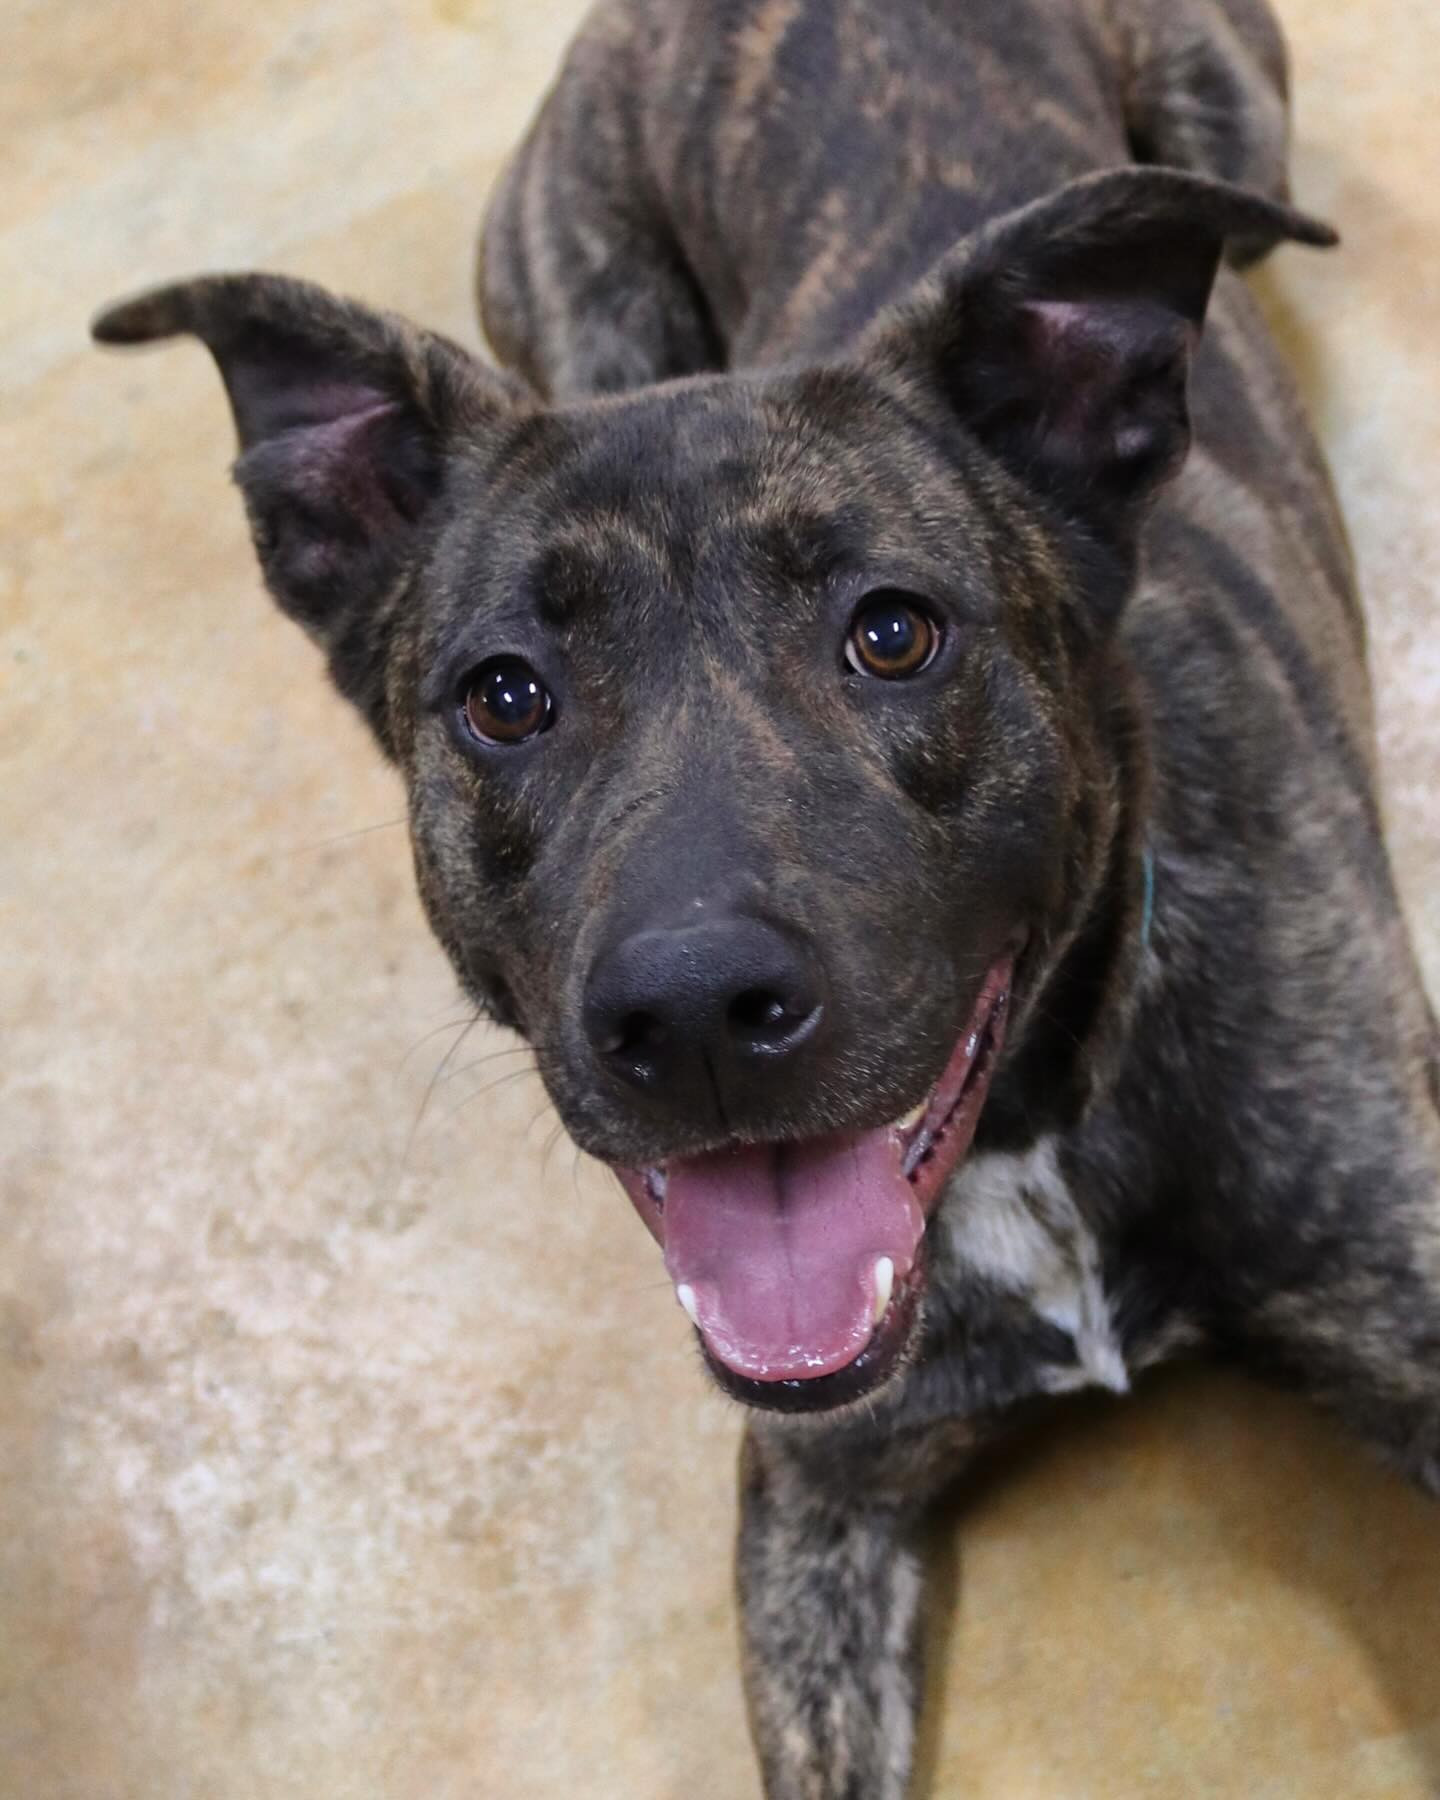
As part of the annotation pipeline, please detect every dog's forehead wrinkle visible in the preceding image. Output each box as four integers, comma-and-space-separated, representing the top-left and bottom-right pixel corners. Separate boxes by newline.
500, 381, 1031, 657
727, 500, 866, 589
525, 514, 679, 624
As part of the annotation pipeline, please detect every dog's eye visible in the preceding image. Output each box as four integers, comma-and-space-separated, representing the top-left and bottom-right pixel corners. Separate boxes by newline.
844, 593, 939, 679
463, 658, 554, 745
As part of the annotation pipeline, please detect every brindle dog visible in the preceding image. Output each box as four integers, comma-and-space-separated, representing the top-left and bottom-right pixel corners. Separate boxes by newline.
94, 0, 1440, 1791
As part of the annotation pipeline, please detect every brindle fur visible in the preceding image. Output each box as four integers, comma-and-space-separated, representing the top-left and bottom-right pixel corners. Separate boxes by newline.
93, 0, 1439, 1793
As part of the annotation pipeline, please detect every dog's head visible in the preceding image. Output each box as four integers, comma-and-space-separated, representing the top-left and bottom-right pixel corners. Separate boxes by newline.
96, 169, 1332, 1412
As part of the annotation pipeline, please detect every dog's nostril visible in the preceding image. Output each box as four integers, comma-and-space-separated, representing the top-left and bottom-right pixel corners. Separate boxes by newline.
604, 1008, 668, 1060
728, 986, 800, 1042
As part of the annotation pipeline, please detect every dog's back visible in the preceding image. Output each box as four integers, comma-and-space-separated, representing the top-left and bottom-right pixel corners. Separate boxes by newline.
483, 0, 1291, 360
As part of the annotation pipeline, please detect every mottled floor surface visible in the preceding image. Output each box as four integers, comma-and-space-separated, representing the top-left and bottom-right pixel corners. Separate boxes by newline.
3, 2, 1438, 1795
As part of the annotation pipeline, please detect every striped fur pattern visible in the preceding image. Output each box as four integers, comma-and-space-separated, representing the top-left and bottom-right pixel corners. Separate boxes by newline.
92, 1, 1440, 1792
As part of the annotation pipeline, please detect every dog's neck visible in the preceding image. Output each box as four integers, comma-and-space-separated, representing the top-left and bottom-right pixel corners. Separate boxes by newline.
979, 675, 1155, 1153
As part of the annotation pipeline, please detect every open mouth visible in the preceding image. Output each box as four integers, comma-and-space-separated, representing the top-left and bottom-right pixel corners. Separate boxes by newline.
614, 956, 1012, 1413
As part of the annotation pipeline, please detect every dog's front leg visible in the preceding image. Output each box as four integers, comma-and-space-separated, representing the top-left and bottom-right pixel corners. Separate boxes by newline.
736, 1422, 951, 1800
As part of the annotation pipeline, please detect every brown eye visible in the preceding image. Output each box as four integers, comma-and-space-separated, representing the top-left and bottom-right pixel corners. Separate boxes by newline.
463, 658, 554, 744
844, 593, 939, 679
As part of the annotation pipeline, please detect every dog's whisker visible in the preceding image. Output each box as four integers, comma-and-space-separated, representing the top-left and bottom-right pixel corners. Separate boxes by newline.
541, 1117, 570, 1170
436, 1043, 537, 1086
392, 1009, 485, 1184
279, 817, 408, 856
436, 1061, 542, 1131
1023, 1002, 1086, 1054
396, 1014, 490, 1073
524, 1095, 558, 1144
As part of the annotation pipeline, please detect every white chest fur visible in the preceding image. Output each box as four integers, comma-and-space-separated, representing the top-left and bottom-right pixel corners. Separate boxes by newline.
941, 1138, 1129, 1394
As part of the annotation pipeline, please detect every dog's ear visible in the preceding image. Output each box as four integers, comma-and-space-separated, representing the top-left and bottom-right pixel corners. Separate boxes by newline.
93, 274, 528, 751
864, 168, 1335, 557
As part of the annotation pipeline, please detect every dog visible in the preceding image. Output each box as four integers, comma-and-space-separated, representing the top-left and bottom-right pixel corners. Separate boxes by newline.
94, 0, 1440, 1791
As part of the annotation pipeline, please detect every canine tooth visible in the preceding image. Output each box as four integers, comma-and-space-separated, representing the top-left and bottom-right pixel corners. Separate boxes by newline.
872, 1256, 894, 1324
899, 1102, 926, 1131
676, 1283, 699, 1326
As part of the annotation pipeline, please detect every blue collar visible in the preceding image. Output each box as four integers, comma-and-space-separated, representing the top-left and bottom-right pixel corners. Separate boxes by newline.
1139, 845, 1156, 951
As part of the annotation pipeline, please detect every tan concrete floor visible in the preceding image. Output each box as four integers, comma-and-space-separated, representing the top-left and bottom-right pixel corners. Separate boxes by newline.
3, 1, 1438, 1794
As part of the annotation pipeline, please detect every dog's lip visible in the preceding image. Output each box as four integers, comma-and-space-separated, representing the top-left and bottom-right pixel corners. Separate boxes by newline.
611, 955, 1013, 1406
899, 961, 1011, 1208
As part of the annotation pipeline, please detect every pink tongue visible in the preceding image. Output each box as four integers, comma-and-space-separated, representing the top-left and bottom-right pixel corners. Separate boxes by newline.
661, 1129, 924, 1382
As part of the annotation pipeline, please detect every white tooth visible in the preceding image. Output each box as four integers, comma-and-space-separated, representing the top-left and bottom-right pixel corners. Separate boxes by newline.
872, 1256, 894, 1325
676, 1283, 699, 1326
899, 1102, 927, 1130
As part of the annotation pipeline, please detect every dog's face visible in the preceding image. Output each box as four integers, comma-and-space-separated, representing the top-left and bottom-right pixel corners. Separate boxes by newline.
96, 169, 1329, 1411
413, 368, 1066, 1148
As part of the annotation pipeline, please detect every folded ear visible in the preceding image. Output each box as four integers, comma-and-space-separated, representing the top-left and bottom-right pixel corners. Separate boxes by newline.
93, 274, 528, 751
863, 167, 1336, 557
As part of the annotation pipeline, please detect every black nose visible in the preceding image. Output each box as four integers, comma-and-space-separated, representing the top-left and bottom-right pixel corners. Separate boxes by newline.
583, 915, 826, 1107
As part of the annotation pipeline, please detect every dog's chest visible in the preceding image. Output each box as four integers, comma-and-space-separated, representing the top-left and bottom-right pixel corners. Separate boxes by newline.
939, 1138, 1130, 1396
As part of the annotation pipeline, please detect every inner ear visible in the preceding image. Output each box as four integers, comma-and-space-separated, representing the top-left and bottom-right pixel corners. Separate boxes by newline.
232, 398, 441, 624
93, 271, 529, 750
865, 166, 1336, 543
937, 232, 1218, 528
236, 393, 440, 525
217, 325, 397, 442
1009, 293, 1197, 494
